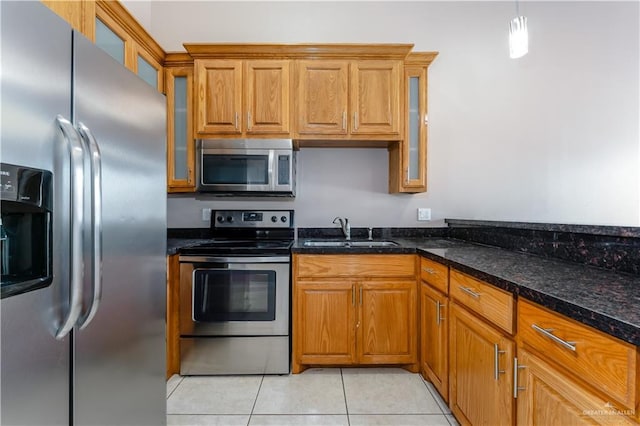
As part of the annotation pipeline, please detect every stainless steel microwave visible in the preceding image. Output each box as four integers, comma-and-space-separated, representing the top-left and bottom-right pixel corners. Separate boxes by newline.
197, 139, 296, 196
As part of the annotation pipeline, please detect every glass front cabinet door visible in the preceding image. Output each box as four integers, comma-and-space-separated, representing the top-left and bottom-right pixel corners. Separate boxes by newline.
389, 53, 437, 193
166, 64, 195, 192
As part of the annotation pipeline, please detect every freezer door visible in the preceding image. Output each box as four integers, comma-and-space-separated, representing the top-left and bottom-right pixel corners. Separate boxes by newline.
0, 2, 72, 425
72, 33, 167, 426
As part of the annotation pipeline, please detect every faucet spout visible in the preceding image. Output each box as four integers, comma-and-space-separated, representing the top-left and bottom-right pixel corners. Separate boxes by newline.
332, 217, 351, 240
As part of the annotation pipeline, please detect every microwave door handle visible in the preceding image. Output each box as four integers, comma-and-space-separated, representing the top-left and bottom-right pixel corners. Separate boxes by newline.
268, 150, 275, 191
76, 123, 103, 330
55, 115, 85, 339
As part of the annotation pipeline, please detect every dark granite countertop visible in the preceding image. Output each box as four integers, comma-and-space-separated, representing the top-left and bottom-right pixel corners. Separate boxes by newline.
167, 238, 213, 255
294, 237, 640, 347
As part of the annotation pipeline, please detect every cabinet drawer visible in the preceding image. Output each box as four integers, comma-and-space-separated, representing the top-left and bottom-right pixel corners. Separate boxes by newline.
294, 254, 415, 278
449, 270, 514, 334
518, 300, 638, 410
420, 257, 448, 294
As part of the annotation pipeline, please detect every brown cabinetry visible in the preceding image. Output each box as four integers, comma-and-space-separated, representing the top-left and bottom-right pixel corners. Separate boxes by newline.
194, 59, 291, 137
165, 54, 195, 192
421, 282, 449, 401
449, 301, 515, 426
517, 300, 639, 423
515, 348, 637, 426
389, 53, 437, 193
166, 254, 180, 378
296, 60, 401, 139
293, 254, 417, 373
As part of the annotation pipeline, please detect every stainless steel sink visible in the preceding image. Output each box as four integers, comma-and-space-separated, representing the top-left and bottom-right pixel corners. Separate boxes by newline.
302, 241, 346, 247
302, 240, 399, 248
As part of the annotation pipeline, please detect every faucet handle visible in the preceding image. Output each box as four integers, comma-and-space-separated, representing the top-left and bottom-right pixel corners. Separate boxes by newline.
367, 227, 373, 241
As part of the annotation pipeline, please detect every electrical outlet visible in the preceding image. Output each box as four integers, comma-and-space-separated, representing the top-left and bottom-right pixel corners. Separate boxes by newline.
417, 208, 431, 221
202, 208, 212, 221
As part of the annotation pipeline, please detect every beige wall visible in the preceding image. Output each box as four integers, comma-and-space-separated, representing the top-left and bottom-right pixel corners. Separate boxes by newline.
125, 1, 640, 228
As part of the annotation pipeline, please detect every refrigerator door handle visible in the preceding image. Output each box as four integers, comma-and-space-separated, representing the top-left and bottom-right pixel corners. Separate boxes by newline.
76, 122, 103, 330
55, 115, 85, 339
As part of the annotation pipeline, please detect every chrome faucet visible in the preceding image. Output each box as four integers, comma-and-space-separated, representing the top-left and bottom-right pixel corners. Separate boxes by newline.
333, 217, 351, 240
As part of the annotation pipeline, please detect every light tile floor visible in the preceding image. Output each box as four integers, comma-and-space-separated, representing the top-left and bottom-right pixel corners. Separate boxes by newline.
167, 368, 460, 426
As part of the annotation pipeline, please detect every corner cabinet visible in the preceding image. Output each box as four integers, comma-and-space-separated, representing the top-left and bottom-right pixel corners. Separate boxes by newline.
389, 53, 438, 193
292, 254, 418, 374
165, 54, 196, 192
193, 58, 291, 137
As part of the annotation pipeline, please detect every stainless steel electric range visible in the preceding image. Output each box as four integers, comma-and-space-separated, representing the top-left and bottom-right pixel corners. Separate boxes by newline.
178, 210, 294, 375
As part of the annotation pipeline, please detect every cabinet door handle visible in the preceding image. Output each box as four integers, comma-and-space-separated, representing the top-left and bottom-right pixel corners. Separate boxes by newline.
406, 168, 410, 183
354, 112, 359, 130
235, 112, 239, 130
513, 357, 526, 398
359, 286, 363, 306
187, 167, 192, 184
247, 111, 252, 131
342, 111, 346, 130
352, 285, 356, 306
423, 267, 436, 274
532, 324, 576, 352
493, 343, 505, 380
458, 286, 481, 299
435, 300, 441, 325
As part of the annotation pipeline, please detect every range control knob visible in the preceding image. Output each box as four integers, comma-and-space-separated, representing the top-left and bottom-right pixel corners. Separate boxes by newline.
280, 216, 287, 223
271, 215, 278, 223
216, 216, 225, 223
226, 216, 234, 223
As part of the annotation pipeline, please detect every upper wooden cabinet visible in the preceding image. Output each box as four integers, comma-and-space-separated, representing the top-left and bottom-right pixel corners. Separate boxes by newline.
41, 0, 95, 40
165, 54, 195, 193
194, 59, 291, 137
390, 53, 438, 193
296, 60, 401, 139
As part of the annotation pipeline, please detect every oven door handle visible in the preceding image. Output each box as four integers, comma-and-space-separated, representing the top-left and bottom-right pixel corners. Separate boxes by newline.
179, 255, 290, 263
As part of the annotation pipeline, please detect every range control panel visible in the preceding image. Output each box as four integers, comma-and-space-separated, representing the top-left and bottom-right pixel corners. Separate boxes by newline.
212, 210, 294, 228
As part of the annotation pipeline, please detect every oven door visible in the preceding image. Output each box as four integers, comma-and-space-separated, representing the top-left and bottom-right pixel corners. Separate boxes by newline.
179, 257, 289, 336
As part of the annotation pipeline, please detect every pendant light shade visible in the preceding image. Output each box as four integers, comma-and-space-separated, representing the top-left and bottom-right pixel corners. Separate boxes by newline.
509, 15, 529, 58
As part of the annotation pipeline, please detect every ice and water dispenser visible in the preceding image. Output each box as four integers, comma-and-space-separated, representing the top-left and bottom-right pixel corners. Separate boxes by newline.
0, 163, 53, 298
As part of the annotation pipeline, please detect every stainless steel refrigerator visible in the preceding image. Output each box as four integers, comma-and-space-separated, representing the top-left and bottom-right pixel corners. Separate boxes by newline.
1, 2, 167, 425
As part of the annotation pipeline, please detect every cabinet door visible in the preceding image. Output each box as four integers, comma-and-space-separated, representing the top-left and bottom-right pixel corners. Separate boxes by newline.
294, 281, 356, 368
245, 60, 291, 135
449, 302, 514, 426
296, 60, 348, 136
421, 283, 448, 401
350, 60, 401, 136
515, 349, 636, 426
358, 280, 417, 365
401, 66, 427, 190
195, 59, 243, 134
134, 44, 163, 92
166, 66, 195, 192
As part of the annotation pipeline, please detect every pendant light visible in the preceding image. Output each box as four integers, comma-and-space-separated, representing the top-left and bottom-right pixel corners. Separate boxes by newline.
509, 0, 528, 58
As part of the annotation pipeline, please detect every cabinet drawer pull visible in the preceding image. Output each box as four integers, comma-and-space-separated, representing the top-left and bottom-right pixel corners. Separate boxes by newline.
422, 267, 436, 274
458, 286, 481, 299
531, 324, 576, 352
513, 357, 526, 398
493, 343, 505, 380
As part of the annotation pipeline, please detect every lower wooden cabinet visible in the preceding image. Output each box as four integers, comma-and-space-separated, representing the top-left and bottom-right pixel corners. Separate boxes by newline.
421, 282, 448, 401
294, 281, 357, 366
292, 254, 418, 373
166, 254, 180, 378
515, 348, 637, 426
449, 302, 515, 426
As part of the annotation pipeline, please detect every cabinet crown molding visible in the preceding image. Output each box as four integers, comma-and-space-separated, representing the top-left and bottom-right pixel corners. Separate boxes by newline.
405, 52, 439, 66
164, 52, 194, 67
183, 43, 415, 59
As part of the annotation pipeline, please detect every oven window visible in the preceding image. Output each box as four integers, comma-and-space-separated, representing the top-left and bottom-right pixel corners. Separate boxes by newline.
202, 155, 269, 185
192, 269, 276, 321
